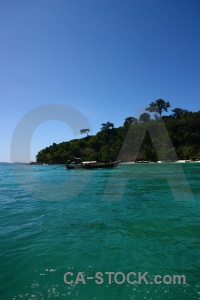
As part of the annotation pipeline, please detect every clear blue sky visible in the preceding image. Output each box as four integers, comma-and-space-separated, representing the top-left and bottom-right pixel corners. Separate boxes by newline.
1, 0, 199, 162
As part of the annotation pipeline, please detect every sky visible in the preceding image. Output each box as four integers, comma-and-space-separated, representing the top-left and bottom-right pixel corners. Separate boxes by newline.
0, 0, 200, 162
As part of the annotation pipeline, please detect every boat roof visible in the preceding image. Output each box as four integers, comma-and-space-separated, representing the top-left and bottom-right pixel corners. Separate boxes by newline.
82, 161, 97, 164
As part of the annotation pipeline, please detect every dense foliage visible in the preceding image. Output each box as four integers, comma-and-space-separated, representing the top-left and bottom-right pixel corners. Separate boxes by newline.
36, 109, 200, 164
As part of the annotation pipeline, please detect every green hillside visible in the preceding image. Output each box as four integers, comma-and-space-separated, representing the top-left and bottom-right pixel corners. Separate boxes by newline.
36, 108, 200, 164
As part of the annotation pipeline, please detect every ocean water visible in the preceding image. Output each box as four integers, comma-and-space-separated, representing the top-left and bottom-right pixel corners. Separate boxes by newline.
0, 162, 200, 300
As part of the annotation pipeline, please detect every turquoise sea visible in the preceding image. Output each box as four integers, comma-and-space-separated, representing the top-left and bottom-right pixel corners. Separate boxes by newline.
0, 162, 200, 299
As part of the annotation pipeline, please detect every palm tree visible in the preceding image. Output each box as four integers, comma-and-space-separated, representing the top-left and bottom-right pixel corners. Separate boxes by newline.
80, 129, 90, 136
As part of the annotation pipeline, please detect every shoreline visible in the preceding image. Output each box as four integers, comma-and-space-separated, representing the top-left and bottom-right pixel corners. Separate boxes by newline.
121, 160, 200, 164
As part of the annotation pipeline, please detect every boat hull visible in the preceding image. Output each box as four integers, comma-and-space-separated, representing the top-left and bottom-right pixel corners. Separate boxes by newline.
66, 161, 120, 169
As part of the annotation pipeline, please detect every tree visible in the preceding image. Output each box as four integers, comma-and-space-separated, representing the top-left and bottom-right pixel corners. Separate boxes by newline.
101, 121, 114, 131
171, 108, 189, 119
139, 112, 150, 122
146, 99, 170, 117
80, 129, 90, 136
123, 117, 137, 127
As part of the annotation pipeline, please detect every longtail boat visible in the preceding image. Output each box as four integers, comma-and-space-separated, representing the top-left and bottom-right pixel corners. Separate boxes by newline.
66, 158, 120, 169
